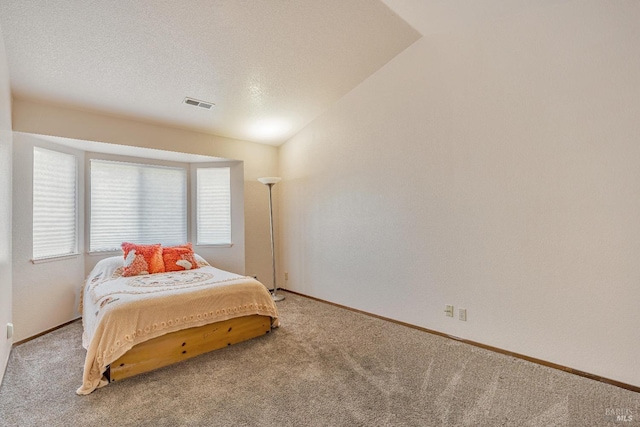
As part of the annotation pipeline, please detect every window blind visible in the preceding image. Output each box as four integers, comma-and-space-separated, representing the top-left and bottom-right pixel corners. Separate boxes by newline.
90, 160, 187, 252
197, 167, 231, 245
33, 147, 77, 260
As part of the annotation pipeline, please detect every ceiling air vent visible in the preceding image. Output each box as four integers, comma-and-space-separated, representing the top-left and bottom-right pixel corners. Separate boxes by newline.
183, 97, 214, 110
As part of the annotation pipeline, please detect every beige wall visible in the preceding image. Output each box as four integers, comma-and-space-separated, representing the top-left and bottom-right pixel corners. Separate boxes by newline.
11, 135, 250, 342
12, 133, 85, 342
279, 0, 640, 387
0, 22, 13, 385
11, 100, 279, 341
13, 98, 279, 285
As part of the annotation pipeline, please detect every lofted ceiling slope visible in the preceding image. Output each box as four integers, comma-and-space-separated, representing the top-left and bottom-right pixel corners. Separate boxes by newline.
0, 0, 420, 145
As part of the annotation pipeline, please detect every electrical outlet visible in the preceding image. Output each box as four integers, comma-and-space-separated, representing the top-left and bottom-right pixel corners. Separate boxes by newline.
6, 323, 13, 339
445, 305, 454, 317
459, 308, 467, 321
284, 272, 289, 281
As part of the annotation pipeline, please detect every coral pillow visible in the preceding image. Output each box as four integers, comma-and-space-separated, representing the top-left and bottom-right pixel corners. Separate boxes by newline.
121, 242, 165, 277
163, 243, 199, 272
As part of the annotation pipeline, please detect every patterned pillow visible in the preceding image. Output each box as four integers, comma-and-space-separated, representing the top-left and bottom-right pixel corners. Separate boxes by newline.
121, 242, 165, 277
162, 243, 199, 272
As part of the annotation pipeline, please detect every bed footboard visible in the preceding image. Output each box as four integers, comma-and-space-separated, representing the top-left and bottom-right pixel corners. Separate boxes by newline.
107, 314, 272, 382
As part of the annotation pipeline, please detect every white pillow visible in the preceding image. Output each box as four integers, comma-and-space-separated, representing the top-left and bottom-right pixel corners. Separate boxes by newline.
194, 253, 211, 267
87, 256, 124, 283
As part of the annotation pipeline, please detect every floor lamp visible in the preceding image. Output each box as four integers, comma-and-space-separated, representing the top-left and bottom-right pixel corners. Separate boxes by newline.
258, 177, 285, 302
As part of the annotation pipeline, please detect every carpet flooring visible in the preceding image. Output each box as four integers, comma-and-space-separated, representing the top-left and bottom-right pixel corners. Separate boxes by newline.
0, 292, 638, 426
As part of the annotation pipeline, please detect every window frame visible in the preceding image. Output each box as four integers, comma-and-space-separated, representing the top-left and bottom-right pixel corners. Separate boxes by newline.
87, 154, 190, 254
31, 146, 80, 263
195, 165, 232, 246
190, 161, 242, 249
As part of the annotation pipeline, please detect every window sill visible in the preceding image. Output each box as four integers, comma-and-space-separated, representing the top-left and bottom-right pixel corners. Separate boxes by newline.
87, 250, 122, 256
196, 243, 234, 248
87, 244, 234, 255
31, 253, 81, 264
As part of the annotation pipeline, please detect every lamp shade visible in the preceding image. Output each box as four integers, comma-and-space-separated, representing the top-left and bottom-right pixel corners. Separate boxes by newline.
258, 177, 282, 185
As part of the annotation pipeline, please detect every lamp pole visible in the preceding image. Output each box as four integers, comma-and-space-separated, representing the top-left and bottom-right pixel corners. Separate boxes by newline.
259, 177, 284, 301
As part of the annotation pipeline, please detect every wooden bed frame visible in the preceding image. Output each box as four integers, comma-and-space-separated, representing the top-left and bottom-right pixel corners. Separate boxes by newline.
105, 314, 272, 383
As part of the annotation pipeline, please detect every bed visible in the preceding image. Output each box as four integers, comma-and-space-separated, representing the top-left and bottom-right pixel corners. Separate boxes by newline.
77, 254, 279, 395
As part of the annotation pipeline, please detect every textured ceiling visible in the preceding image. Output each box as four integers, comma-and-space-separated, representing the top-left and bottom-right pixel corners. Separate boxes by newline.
381, 0, 569, 36
0, 0, 420, 145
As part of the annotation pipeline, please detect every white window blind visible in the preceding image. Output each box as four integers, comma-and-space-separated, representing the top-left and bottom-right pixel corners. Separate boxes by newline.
90, 160, 187, 252
33, 147, 77, 260
197, 167, 231, 245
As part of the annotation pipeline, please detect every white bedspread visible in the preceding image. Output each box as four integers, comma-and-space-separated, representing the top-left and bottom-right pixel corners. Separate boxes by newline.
78, 256, 279, 395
